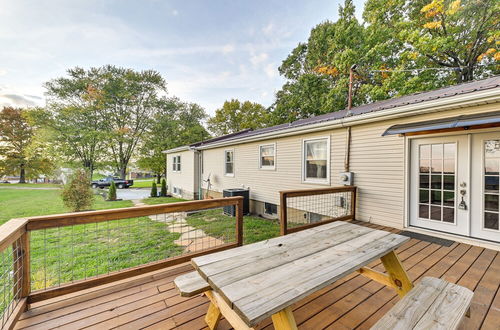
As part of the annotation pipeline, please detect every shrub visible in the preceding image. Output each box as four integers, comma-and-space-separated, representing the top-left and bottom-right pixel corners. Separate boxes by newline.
108, 180, 117, 201
160, 178, 167, 197
150, 181, 157, 197
61, 169, 94, 212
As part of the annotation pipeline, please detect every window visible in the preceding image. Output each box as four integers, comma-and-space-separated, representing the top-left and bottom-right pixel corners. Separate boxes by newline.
224, 150, 234, 176
418, 143, 456, 223
259, 144, 276, 170
303, 138, 329, 183
172, 155, 181, 172
484, 140, 500, 231
264, 202, 277, 215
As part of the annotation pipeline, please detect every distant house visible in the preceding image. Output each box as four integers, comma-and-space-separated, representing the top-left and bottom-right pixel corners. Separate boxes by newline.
164, 76, 500, 247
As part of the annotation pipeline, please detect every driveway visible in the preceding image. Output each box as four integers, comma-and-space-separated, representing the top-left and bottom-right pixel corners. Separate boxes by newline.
116, 188, 151, 201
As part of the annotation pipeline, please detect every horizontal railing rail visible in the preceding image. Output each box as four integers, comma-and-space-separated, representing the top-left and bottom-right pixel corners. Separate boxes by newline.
0, 196, 243, 328
279, 186, 357, 235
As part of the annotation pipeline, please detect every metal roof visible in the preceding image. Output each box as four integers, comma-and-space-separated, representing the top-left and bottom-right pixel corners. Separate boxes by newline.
382, 111, 500, 136
166, 76, 500, 152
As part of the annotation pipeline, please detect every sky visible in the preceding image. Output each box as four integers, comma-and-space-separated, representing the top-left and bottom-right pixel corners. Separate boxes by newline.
0, 0, 365, 115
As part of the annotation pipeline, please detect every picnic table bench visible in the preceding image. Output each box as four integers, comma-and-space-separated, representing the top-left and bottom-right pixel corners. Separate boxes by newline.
174, 221, 473, 329
176, 221, 414, 329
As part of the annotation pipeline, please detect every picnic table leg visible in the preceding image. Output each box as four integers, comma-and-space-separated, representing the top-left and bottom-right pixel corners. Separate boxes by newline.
204, 291, 222, 330
380, 250, 413, 297
271, 307, 298, 330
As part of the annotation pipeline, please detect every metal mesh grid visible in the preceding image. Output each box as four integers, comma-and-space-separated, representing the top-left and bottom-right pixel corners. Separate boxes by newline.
30, 207, 236, 291
285, 191, 352, 230
0, 240, 23, 328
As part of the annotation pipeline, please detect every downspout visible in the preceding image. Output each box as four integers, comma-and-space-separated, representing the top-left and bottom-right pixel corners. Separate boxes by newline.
197, 149, 203, 200
344, 64, 357, 173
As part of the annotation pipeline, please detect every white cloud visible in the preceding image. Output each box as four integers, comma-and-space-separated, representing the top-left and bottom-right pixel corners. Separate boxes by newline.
250, 52, 269, 66
222, 44, 235, 54
264, 63, 277, 78
262, 23, 274, 36
172, 9, 179, 16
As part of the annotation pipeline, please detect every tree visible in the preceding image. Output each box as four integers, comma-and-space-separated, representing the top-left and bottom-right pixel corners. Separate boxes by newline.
44, 67, 109, 179
137, 97, 209, 181
108, 180, 117, 201
270, 0, 499, 124
100, 66, 167, 179
150, 181, 157, 198
0, 107, 54, 183
160, 178, 167, 197
61, 169, 94, 211
364, 0, 500, 83
207, 99, 270, 136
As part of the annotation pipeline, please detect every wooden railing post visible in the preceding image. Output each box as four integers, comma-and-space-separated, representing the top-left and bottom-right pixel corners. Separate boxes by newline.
280, 192, 287, 236
235, 196, 244, 246
351, 186, 357, 221
13, 231, 30, 302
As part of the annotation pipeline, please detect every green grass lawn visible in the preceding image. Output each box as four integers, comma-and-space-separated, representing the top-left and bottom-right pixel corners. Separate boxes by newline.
0, 183, 62, 188
141, 196, 187, 205
0, 188, 279, 295
0, 189, 131, 224
131, 179, 157, 188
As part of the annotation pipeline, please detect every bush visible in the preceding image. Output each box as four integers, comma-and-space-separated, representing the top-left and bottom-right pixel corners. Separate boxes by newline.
61, 169, 94, 212
108, 181, 117, 201
160, 178, 167, 197
150, 181, 157, 197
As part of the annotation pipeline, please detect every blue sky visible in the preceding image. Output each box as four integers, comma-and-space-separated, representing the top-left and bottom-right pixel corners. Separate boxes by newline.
0, 0, 364, 115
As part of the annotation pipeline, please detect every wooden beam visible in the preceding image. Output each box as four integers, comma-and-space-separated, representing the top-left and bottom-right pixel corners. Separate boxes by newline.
205, 290, 254, 330
236, 197, 244, 246
28, 243, 237, 304
27, 197, 244, 230
271, 307, 298, 330
3, 298, 27, 330
279, 191, 288, 236
279, 186, 356, 198
380, 250, 413, 297
356, 267, 396, 289
204, 291, 222, 330
0, 218, 28, 253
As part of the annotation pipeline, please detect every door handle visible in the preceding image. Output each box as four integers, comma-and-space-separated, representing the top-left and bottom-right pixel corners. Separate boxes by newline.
458, 187, 467, 210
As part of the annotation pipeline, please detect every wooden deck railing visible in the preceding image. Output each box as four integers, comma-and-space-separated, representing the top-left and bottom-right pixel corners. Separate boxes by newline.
279, 186, 357, 235
0, 197, 243, 328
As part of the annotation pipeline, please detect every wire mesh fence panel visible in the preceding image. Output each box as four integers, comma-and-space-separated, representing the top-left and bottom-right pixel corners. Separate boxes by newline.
29, 207, 237, 291
282, 188, 355, 234
0, 240, 24, 328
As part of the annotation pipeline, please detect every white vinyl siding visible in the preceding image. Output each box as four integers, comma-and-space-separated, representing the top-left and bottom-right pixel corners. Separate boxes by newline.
199, 102, 499, 229
166, 150, 199, 200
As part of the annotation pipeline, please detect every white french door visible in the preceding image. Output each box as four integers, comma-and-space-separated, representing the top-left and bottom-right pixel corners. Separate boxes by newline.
470, 132, 500, 242
409, 136, 469, 236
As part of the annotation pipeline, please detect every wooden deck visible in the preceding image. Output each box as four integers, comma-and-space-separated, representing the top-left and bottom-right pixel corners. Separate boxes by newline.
14, 221, 500, 330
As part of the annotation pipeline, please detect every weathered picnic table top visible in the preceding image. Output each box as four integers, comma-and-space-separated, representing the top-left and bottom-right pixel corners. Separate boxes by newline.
192, 221, 410, 326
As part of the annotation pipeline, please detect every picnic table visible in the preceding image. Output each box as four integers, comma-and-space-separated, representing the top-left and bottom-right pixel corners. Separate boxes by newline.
189, 221, 413, 329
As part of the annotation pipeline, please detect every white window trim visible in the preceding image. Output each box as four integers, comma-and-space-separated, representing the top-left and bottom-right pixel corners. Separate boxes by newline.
224, 149, 235, 177
259, 143, 276, 170
302, 136, 331, 185
172, 155, 181, 173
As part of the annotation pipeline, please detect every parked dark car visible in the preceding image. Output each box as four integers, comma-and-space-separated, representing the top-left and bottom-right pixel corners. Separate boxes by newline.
91, 176, 133, 189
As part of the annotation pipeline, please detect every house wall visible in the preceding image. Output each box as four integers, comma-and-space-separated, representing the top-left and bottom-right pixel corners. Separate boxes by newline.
200, 102, 500, 229
166, 150, 199, 200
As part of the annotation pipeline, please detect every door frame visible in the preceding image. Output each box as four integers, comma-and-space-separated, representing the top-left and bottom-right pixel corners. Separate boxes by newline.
407, 134, 470, 236
404, 127, 500, 244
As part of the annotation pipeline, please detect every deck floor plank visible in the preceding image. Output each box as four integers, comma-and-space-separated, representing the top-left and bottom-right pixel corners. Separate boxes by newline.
14, 222, 500, 330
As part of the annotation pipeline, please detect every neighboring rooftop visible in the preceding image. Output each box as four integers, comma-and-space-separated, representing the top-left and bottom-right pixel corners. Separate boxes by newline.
166, 75, 500, 152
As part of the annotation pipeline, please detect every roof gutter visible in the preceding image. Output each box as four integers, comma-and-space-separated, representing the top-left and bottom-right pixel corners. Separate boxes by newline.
195, 88, 500, 150
163, 145, 192, 154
